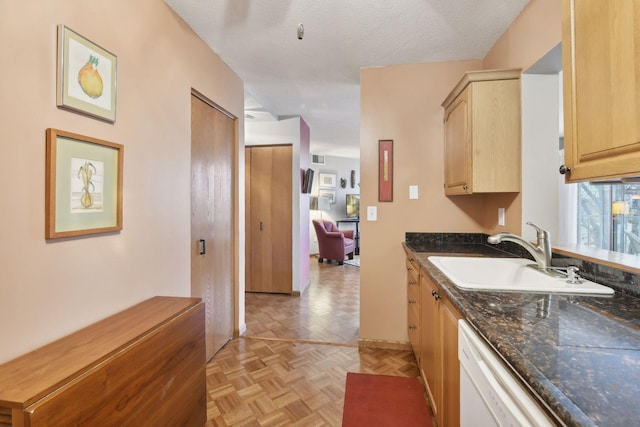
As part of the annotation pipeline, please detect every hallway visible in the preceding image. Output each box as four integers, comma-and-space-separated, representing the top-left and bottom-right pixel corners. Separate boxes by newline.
205, 257, 421, 426
243, 258, 360, 344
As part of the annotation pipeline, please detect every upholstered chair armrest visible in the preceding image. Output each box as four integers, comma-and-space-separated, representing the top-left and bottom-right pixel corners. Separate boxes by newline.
325, 231, 346, 239
340, 230, 354, 239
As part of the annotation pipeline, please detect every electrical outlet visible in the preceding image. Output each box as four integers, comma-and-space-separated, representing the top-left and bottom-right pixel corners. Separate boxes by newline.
498, 208, 505, 226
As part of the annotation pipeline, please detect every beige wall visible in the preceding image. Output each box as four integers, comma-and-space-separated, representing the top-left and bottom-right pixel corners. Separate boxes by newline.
483, 0, 562, 72
359, 0, 561, 345
0, 0, 244, 363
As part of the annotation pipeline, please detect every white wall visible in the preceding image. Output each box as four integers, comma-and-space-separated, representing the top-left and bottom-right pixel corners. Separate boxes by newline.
521, 73, 561, 242
309, 155, 360, 254
245, 117, 310, 292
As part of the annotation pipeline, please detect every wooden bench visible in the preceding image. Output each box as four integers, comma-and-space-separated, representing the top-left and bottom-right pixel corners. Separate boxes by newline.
0, 296, 206, 426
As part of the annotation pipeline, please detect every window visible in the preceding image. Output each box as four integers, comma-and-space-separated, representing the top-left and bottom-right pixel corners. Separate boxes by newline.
576, 182, 640, 255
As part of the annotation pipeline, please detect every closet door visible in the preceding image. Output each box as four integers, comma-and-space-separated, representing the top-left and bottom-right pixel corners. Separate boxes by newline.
191, 93, 234, 360
245, 145, 292, 293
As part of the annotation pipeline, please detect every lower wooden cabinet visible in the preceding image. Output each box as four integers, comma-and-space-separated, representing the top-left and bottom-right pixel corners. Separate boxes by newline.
420, 264, 462, 427
406, 255, 422, 361
0, 297, 206, 427
421, 271, 440, 418
404, 252, 462, 426
440, 297, 462, 427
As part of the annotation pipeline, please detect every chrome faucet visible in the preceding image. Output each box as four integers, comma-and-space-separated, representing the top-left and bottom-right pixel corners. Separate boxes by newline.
487, 222, 552, 271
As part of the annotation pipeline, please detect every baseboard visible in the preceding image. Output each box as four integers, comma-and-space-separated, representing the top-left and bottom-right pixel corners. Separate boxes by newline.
358, 338, 412, 351
296, 277, 312, 296
233, 323, 247, 338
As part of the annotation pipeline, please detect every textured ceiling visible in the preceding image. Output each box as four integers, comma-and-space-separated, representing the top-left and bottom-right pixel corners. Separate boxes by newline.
164, 0, 529, 158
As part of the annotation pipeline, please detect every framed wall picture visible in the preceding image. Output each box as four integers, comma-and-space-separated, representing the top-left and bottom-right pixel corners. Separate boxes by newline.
379, 140, 393, 202
302, 168, 315, 193
57, 25, 117, 122
45, 128, 123, 239
318, 189, 336, 204
318, 172, 337, 188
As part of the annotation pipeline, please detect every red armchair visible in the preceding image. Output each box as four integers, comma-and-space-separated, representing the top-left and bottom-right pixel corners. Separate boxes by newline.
312, 219, 355, 265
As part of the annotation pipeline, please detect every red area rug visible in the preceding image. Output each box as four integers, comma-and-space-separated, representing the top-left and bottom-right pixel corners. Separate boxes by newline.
342, 372, 433, 426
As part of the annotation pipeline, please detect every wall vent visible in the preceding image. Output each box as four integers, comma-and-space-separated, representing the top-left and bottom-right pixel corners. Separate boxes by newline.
311, 154, 325, 165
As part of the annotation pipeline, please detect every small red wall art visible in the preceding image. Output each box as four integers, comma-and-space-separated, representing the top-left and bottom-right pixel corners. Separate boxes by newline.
378, 140, 393, 202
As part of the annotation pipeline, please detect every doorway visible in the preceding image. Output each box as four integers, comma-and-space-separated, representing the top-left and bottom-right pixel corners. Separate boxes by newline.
190, 90, 235, 361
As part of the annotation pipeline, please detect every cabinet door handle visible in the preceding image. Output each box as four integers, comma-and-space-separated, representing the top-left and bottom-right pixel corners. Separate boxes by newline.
408, 299, 416, 304
260, 221, 263, 231
559, 164, 571, 175
199, 239, 206, 255
408, 325, 417, 330
408, 280, 416, 285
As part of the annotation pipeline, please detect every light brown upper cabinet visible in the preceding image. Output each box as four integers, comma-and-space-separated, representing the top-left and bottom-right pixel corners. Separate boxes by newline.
561, 1, 640, 182
441, 69, 522, 195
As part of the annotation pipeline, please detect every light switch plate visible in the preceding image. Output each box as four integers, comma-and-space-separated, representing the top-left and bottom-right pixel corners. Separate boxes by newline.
367, 206, 377, 221
409, 185, 419, 200
498, 208, 505, 226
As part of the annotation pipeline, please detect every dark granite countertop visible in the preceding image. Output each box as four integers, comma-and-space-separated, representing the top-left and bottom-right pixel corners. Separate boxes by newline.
404, 241, 640, 427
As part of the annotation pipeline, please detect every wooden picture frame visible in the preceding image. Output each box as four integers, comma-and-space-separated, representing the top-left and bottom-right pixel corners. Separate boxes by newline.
57, 25, 117, 123
378, 140, 393, 202
45, 128, 123, 239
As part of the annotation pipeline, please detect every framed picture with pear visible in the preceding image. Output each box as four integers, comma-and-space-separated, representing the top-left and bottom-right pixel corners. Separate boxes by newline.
57, 25, 117, 122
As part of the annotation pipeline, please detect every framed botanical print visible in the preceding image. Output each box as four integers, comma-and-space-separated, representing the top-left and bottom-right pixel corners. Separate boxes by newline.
45, 128, 123, 238
57, 25, 117, 122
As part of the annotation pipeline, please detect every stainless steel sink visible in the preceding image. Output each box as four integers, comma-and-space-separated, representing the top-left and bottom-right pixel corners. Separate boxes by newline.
428, 256, 614, 295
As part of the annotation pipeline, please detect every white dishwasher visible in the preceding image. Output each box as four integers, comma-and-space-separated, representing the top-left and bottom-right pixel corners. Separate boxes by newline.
458, 320, 555, 427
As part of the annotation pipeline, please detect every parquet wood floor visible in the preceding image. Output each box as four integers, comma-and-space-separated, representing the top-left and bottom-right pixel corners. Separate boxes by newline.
206, 256, 423, 426
244, 257, 360, 344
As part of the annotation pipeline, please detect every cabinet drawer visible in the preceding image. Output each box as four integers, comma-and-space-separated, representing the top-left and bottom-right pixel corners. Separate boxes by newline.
408, 287, 421, 311
407, 259, 419, 283
408, 277, 420, 301
408, 298, 421, 324
408, 322, 421, 354
408, 302, 421, 356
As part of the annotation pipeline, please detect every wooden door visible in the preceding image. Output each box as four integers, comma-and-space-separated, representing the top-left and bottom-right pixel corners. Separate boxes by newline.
562, 0, 640, 181
441, 299, 462, 427
444, 86, 471, 195
245, 145, 292, 293
191, 93, 234, 360
420, 273, 439, 418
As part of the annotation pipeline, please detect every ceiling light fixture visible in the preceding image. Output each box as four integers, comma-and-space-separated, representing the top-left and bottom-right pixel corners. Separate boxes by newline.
297, 23, 304, 40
